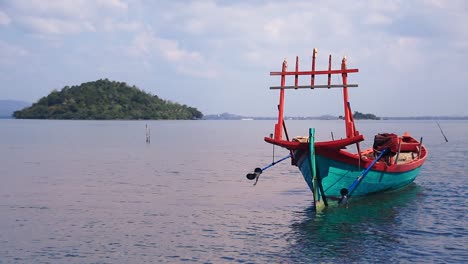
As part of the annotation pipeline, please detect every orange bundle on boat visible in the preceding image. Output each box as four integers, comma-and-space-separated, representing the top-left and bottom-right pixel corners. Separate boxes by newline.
373, 133, 399, 155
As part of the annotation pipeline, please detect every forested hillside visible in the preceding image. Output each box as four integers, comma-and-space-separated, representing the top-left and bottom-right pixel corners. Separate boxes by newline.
14, 79, 202, 120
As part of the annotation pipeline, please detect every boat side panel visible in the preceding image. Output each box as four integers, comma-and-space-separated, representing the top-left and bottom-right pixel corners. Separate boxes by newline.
298, 154, 421, 197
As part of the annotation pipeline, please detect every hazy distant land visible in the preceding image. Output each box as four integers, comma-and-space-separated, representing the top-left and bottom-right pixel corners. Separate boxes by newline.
0, 100, 31, 118
1, 99, 466, 121
203, 112, 468, 120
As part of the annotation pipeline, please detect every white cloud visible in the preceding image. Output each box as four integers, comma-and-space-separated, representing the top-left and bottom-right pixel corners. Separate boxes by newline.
0, 41, 28, 67
10, 0, 127, 17
0, 41, 28, 56
129, 29, 216, 78
128, 30, 154, 57
11, 1, 90, 19
0, 10, 11, 25
1, 0, 468, 115
387, 37, 424, 70
263, 18, 285, 40
197, 0, 468, 74
96, 0, 128, 11
244, 51, 261, 63
20, 16, 96, 34
157, 38, 202, 62
102, 19, 141, 32
161, 1, 360, 62
6, 0, 131, 34
186, 18, 206, 35
365, 0, 401, 12
363, 13, 393, 25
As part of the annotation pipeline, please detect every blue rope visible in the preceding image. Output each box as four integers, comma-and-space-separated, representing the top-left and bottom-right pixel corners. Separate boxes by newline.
347, 148, 387, 196
261, 154, 291, 171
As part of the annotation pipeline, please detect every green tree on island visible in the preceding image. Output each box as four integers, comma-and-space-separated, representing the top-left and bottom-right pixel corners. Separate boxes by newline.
339, 111, 380, 120
14, 79, 203, 120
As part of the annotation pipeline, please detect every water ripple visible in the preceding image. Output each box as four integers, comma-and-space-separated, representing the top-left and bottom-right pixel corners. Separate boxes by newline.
1, 120, 467, 263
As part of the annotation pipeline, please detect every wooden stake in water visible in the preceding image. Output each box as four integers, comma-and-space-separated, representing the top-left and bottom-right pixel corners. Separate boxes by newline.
436, 121, 448, 142
146, 124, 151, 144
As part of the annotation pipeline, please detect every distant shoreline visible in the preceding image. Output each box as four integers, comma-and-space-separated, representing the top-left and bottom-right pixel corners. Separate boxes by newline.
2, 116, 467, 121
203, 114, 468, 121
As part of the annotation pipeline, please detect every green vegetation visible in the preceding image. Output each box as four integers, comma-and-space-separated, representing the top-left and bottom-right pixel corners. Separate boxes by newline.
14, 79, 203, 120
353, 111, 380, 120
339, 111, 380, 120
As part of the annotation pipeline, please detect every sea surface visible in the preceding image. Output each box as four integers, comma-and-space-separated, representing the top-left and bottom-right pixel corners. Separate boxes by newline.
0, 119, 466, 263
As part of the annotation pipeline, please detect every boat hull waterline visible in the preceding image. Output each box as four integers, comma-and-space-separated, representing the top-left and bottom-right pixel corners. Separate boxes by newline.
297, 152, 423, 198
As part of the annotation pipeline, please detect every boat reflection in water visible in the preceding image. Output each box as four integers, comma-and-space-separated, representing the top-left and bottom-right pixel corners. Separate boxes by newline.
285, 184, 424, 262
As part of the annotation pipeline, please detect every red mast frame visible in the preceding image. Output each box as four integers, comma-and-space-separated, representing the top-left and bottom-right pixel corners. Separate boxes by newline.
270, 50, 359, 141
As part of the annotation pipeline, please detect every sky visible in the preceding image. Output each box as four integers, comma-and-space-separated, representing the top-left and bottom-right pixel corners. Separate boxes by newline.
0, 0, 467, 117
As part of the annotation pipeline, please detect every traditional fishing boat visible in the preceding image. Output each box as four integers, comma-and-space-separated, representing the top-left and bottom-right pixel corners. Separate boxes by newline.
247, 49, 427, 211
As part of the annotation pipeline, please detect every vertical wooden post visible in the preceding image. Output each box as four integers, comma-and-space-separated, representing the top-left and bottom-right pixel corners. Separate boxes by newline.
342, 57, 355, 139
274, 59, 287, 141
418, 137, 423, 158
394, 138, 402, 165
327, 54, 332, 88
294, 56, 299, 88
311, 48, 317, 87
310, 128, 326, 211
146, 124, 150, 144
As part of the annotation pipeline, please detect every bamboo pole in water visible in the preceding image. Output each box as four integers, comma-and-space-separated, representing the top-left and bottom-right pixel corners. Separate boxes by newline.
146, 124, 151, 144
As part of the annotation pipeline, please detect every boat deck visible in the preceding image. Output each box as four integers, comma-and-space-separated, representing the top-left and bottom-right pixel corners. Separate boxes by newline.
361, 149, 418, 165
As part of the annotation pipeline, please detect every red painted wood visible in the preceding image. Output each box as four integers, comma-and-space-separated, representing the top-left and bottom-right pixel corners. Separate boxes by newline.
295, 56, 299, 87
265, 52, 427, 175
270, 69, 358, 76
264, 134, 364, 150
341, 57, 355, 139
265, 135, 427, 173
316, 143, 427, 173
311, 49, 317, 86
274, 60, 287, 141
328, 54, 332, 87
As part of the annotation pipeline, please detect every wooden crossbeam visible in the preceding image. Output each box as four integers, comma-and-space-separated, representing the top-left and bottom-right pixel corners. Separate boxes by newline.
270, 84, 358, 90
270, 68, 358, 76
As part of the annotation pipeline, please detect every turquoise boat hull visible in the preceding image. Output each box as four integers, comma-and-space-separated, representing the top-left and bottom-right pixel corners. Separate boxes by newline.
297, 153, 422, 198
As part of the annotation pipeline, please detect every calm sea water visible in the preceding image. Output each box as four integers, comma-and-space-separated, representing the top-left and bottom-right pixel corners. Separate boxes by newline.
0, 119, 466, 263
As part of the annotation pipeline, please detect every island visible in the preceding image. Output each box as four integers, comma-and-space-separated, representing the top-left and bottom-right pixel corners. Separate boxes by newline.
13, 79, 203, 120
339, 111, 380, 120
